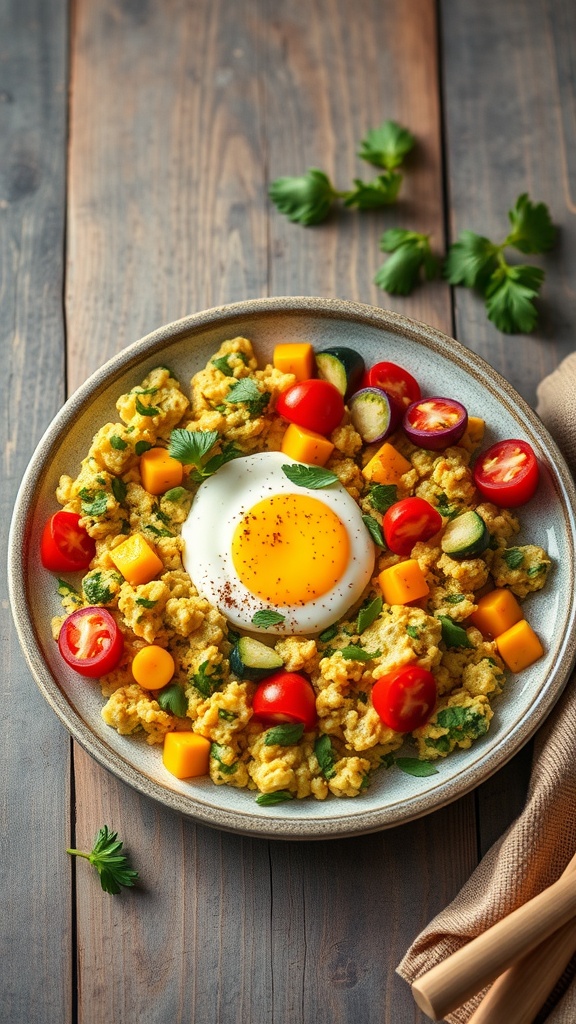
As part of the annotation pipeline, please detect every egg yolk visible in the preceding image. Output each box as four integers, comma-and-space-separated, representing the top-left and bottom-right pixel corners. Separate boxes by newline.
231, 493, 350, 605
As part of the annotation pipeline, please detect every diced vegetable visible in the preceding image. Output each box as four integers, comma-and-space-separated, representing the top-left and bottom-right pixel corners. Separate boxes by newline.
458, 416, 485, 450
378, 559, 430, 605
162, 732, 211, 779
473, 439, 539, 507
276, 378, 345, 436
440, 510, 489, 559
361, 441, 412, 485
109, 532, 164, 585
229, 636, 284, 680
349, 387, 399, 443
383, 497, 443, 556
470, 588, 524, 639
315, 347, 365, 399
131, 644, 175, 690
58, 607, 124, 677
139, 447, 184, 494
41, 511, 96, 572
273, 342, 315, 381
495, 619, 544, 672
403, 397, 468, 450
280, 422, 334, 466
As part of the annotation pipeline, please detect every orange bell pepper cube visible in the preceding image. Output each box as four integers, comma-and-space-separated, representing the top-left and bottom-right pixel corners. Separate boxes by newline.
109, 532, 164, 586
496, 619, 544, 673
140, 447, 184, 495
470, 588, 524, 639
362, 442, 412, 485
378, 558, 430, 605
273, 343, 315, 381
281, 422, 334, 466
163, 732, 211, 779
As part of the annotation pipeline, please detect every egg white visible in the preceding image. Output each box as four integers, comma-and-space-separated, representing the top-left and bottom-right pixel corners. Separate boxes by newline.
181, 451, 375, 635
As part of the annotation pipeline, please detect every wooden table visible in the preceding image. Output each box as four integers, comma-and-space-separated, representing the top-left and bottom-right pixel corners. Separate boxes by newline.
3, 2, 576, 1021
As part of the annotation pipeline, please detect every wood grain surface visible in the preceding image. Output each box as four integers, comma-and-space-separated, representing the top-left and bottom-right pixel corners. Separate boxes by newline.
2, 0, 576, 1022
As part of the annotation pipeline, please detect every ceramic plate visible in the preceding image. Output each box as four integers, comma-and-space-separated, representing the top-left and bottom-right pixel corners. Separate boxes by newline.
9, 297, 576, 839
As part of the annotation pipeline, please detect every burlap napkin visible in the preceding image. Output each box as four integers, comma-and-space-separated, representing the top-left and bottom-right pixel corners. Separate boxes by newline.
397, 352, 576, 1023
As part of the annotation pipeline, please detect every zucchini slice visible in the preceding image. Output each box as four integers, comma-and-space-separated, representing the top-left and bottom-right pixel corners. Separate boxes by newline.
348, 387, 396, 443
315, 347, 365, 398
441, 510, 489, 559
229, 636, 284, 680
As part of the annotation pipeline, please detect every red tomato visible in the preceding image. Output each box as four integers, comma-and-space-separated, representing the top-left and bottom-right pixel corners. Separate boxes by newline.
403, 397, 467, 450
372, 665, 436, 733
58, 607, 124, 678
41, 511, 96, 572
383, 498, 443, 556
276, 379, 345, 436
473, 439, 539, 507
252, 671, 317, 731
360, 361, 421, 410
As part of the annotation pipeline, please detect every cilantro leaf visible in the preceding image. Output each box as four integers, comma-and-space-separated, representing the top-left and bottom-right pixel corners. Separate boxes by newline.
67, 826, 138, 895
314, 735, 337, 780
210, 743, 237, 775
199, 441, 242, 477
168, 428, 219, 467
484, 264, 545, 334
503, 547, 525, 569
438, 615, 473, 649
281, 463, 339, 489
506, 194, 556, 254
362, 514, 385, 548
251, 610, 286, 628
369, 483, 397, 514
81, 491, 109, 517
374, 229, 437, 296
163, 486, 187, 502
82, 571, 118, 605
157, 684, 188, 718
318, 623, 339, 643
192, 661, 222, 698
212, 355, 236, 377
357, 595, 383, 634
357, 120, 415, 170
111, 477, 127, 504
264, 723, 305, 746
225, 378, 270, 417
344, 172, 403, 209
443, 231, 500, 290
135, 440, 152, 456
394, 757, 439, 778
269, 168, 339, 226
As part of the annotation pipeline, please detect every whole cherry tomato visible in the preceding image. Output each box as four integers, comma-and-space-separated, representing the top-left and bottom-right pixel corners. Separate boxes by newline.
360, 361, 421, 410
41, 511, 96, 572
276, 379, 345, 436
403, 397, 468, 450
383, 497, 443, 556
473, 439, 539, 507
58, 607, 124, 678
372, 665, 437, 732
252, 670, 318, 731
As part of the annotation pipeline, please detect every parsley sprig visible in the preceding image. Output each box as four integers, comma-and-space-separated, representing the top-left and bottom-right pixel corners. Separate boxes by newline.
269, 120, 415, 225
444, 194, 556, 333
374, 229, 438, 295
67, 826, 138, 895
168, 428, 241, 482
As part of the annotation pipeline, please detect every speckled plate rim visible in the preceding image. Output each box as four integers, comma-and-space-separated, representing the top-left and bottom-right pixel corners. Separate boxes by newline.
8, 296, 576, 840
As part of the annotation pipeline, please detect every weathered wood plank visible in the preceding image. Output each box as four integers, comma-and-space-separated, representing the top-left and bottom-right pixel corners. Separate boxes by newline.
67, 3, 473, 1024
0, 0, 71, 1021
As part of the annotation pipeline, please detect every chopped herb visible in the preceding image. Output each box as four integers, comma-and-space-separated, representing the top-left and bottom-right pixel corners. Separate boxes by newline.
362, 514, 385, 548
264, 723, 305, 746
135, 395, 160, 416
406, 625, 420, 640
135, 597, 157, 609
357, 691, 368, 704
281, 463, 339, 489
218, 709, 237, 722
319, 623, 339, 643
394, 757, 439, 778
67, 825, 138, 895
314, 735, 337, 780
110, 435, 128, 451
527, 563, 547, 578
357, 595, 383, 634
135, 440, 153, 456
82, 572, 118, 605
438, 615, 474, 649
111, 477, 127, 504
357, 120, 416, 170
169, 428, 219, 467
120, 519, 131, 535
57, 578, 79, 598
225, 377, 270, 417
256, 790, 294, 806
435, 705, 490, 741
145, 523, 173, 538
359, 773, 371, 791
369, 483, 397, 514
375, 228, 438, 296
199, 441, 243, 478
445, 593, 466, 605
251, 610, 286, 628
436, 493, 459, 519
210, 743, 237, 775
192, 661, 222, 698
81, 492, 109, 517
157, 684, 188, 718
212, 355, 236, 376
131, 385, 159, 396
503, 547, 524, 570
163, 486, 187, 502
340, 645, 381, 661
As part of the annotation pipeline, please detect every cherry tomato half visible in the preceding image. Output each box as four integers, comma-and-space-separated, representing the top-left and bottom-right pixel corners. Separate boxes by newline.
41, 511, 96, 572
403, 397, 468, 450
360, 361, 421, 410
58, 607, 124, 678
252, 671, 318, 731
383, 497, 443, 556
372, 665, 437, 733
276, 379, 345, 436
473, 439, 539, 507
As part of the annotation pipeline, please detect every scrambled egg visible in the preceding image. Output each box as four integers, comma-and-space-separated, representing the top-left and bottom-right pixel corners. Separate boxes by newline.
50, 338, 551, 802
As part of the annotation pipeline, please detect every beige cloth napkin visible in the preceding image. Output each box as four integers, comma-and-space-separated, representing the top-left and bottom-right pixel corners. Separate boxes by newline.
397, 352, 576, 1023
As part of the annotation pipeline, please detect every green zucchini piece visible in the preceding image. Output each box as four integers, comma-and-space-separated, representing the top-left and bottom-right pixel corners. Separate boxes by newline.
441, 510, 489, 559
229, 636, 284, 680
315, 347, 365, 398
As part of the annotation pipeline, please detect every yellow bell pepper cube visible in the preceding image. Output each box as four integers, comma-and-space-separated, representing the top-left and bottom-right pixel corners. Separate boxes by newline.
163, 732, 211, 779
470, 588, 524, 639
140, 447, 183, 495
109, 532, 164, 586
273, 342, 315, 381
362, 442, 412, 485
378, 558, 430, 605
496, 619, 544, 673
281, 422, 334, 466
458, 416, 485, 451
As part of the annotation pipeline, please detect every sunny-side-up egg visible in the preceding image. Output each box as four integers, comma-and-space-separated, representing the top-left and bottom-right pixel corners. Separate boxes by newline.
181, 451, 375, 635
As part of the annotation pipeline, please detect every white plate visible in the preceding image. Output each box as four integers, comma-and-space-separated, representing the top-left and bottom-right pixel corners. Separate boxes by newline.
9, 297, 576, 839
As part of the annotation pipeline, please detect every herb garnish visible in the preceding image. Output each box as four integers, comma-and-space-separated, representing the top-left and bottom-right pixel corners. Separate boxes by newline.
340, 645, 382, 661
67, 826, 138, 895
503, 547, 524, 570
110, 434, 128, 451
264, 723, 305, 746
362, 514, 385, 548
281, 463, 339, 489
375, 229, 438, 296
251, 610, 286, 628
157, 684, 188, 718
368, 483, 397, 514
168, 428, 241, 481
225, 378, 270, 417
314, 735, 337, 780
438, 615, 474, 649
256, 790, 294, 806
357, 595, 383, 634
